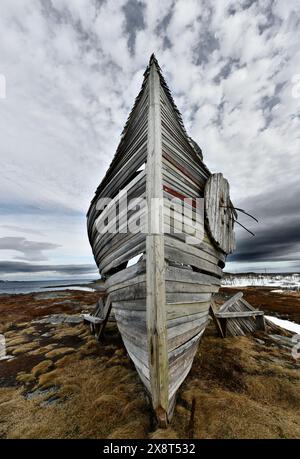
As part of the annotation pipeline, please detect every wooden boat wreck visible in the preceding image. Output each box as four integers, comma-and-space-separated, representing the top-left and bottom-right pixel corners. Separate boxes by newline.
87, 55, 236, 426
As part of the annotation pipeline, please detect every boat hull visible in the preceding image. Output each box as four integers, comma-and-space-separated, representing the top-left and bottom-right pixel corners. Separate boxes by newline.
98, 237, 223, 422
87, 55, 234, 424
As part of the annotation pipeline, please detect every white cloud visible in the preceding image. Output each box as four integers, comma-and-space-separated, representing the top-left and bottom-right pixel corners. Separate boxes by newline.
0, 0, 299, 276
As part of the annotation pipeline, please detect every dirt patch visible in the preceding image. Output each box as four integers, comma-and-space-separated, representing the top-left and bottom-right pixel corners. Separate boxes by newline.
0, 354, 45, 387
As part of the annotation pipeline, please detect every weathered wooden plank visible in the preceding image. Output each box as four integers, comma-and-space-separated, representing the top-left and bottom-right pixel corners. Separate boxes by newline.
106, 272, 146, 296
169, 340, 198, 378
165, 265, 220, 285
116, 322, 148, 349
162, 153, 202, 189
166, 301, 210, 320
219, 292, 243, 312
165, 281, 218, 294
256, 314, 266, 331
167, 310, 209, 328
168, 329, 204, 363
165, 244, 222, 277
109, 282, 146, 301
215, 310, 264, 318
209, 302, 225, 338
239, 297, 257, 311
163, 167, 200, 198
105, 260, 146, 289
101, 240, 146, 275
168, 317, 208, 351
93, 295, 112, 341
122, 337, 149, 373
146, 60, 169, 420
82, 314, 103, 325
112, 299, 146, 311
164, 233, 220, 263
169, 360, 194, 400
166, 291, 213, 303
124, 340, 150, 381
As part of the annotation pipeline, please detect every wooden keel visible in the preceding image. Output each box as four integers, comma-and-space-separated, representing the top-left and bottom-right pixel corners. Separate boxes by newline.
146, 59, 169, 421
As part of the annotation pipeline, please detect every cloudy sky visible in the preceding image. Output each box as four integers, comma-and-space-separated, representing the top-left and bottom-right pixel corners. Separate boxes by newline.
0, 0, 299, 280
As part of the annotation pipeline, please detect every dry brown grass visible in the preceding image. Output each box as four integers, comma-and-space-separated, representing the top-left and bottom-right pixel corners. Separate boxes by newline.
1, 358, 150, 439
0, 288, 299, 439
45, 347, 75, 359
31, 360, 54, 377
6, 336, 28, 347
29, 344, 57, 356
16, 373, 36, 384
170, 331, 300, 439
11, 342, 39, 356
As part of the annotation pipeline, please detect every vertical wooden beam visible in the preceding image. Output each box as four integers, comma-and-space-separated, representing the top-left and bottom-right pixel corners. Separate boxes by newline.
209, 302, 225, 338
220, 318, 227, 337
96, 295, 112, 341
146, 58, 169, 425
256, 314, 266, 331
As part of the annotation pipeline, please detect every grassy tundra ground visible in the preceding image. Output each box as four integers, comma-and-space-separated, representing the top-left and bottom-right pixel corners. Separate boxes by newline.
0, 287, 299, 439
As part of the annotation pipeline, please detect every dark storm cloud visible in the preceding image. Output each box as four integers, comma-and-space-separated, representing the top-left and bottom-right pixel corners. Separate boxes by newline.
229, 181, 300, 263
0, 237, 61, 261
0, 261, 97, 275
230, 219, 300, 262
123, 0, 145, 53
236, 179, 300, 221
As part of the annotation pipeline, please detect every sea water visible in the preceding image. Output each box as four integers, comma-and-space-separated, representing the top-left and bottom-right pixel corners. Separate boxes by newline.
0, 279, 96, 295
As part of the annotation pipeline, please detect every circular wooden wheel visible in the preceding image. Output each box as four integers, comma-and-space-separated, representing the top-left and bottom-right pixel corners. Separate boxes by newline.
204, 173, 235, 254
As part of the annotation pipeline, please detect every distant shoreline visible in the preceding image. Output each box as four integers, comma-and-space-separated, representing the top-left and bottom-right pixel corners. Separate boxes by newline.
0, 278, 101, 295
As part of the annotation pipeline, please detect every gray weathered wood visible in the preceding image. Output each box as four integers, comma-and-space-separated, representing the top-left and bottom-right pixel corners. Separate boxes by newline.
213, 293, 265, 337
205, 173, 235, 254
86, 55, 236, 426
215, 310, 264, 318
146, 59, 169, 423
82, 314, 104, 325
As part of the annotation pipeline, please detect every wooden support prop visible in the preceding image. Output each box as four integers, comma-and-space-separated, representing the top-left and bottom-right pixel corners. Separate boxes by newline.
84, 295, 112, 341
215, 310, 264, 319
219, 318, 227, 338
256, 314, 266, 331
212, 293, 265, 337
209, 302, 225, 338
88, 297, 104, 335
95, 295, 112, 341
146, 60, 169, 423
82, 314, 104, 325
